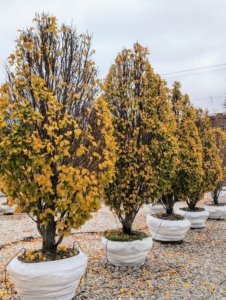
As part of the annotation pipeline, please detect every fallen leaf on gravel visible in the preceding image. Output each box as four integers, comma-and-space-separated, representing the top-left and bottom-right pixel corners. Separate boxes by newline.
182, 283, 191, 287
0, 289, 7, 295
165, 291, 170, 295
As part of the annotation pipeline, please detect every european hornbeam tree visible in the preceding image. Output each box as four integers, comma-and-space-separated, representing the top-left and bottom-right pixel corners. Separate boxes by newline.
188, 113, 222, 207
212, 128, 226, 204
162, 82, 203, 214
0, 13, 115, 253
103, 43, 178, 234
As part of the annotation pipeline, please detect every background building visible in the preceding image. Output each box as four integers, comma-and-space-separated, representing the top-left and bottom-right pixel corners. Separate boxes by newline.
209, 113, 226, 132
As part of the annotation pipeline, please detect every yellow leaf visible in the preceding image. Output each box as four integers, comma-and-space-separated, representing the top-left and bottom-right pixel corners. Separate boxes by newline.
14, 206, 21, 214
182, 283, 190, 288
76, 145, 85, 156
0, 290, 7, 295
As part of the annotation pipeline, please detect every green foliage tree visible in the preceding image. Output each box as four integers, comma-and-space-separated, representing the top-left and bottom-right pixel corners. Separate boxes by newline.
162, 82, 203, 214
103, 43, 177, 234
211, 128, 226, 204
187, 110, 222, 208
0, 13, 115, 253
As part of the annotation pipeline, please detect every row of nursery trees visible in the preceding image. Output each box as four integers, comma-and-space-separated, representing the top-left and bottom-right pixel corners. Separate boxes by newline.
0, 13, 225, 253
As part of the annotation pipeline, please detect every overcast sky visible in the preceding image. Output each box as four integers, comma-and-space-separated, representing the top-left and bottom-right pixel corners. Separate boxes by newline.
1, 0, 226, 113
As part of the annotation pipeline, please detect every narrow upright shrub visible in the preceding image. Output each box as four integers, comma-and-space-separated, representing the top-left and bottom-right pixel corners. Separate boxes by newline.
162, 82, 203, 213
187, 110, 222, 208
211, 128, 226, 204
103, 43, 177, 234
0, 13, 115, 252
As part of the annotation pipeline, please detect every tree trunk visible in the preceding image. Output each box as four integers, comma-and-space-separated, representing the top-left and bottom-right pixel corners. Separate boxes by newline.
166, 207, 173, 214
162, 193, 174, 215
189, 201, 196, 210
38, 216, 57, 253
212, 191, 218, 205
212, 182, 223, 205
122, 210, 136, 235
187, 197, 197, 210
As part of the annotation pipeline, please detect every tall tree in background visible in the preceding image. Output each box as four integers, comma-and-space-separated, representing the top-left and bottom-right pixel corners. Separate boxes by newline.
103, 43, 177, 234
162, 82, 203, 213
0, 13, 115, 252
207, 128, 225, 205
187, 109, 222, 208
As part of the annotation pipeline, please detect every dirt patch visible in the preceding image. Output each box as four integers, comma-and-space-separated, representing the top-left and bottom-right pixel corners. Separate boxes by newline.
18, 247, 79, 263
153, 213, 184, 221
206, 203, 226, 207
180, 207, 205, 212
103, 229, 149, 242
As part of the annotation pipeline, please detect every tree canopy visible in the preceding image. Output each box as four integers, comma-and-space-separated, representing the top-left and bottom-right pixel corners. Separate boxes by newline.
206, 127, 225, 204
103, 43, 177, 233
162, 82, 203, 213
187, 109, 222, 208
0, 13, 115, 252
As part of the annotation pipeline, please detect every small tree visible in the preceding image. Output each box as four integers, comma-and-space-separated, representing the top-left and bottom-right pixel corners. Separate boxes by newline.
162, 82, 203, 214
210, 128, 226, 204
187, 109, 222, 208
0, 13, 115, 253
103, 43, 177, 235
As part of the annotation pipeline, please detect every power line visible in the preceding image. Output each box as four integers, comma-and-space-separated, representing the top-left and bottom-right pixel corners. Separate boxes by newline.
193, 95, 226, 101
160, 63, 226, 75
163, 68, 226, 80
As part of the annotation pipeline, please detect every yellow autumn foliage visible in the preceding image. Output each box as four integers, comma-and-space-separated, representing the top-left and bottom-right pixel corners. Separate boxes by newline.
103, 42, 178, 233
162, 82, 204, 212
212, 127, 226, 189
188, 111, 222, 206
0, 13, 115, 251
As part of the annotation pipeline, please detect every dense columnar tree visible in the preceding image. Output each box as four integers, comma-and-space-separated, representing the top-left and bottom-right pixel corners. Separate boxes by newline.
188, 114, 222, 207
0, 13, 115, 252
162, 82, 203, 214
212, 128, 226, 204
103, 43, 178, 234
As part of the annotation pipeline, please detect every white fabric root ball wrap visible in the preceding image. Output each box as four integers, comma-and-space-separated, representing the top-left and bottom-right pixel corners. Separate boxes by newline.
146, 214, 191, 241
0, 204, 17, 214
204, 205, 226, 219
7, 250, 87, 300
102, 237, 152, 266
176, 208, 209, 228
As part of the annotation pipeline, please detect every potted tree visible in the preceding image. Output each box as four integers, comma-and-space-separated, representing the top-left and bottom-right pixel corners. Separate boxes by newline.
204, 127, 226, 218
0, 200, 17, 215
0, 13, 115, 300
0, 183, 17, 214
146, 82, 202, 240
0, 190, 17, 215
102, 43, 177, 266
177, 109, 222, 226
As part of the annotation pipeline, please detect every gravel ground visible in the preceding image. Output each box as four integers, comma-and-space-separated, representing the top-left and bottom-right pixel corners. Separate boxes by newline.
1, 194, 226, 299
